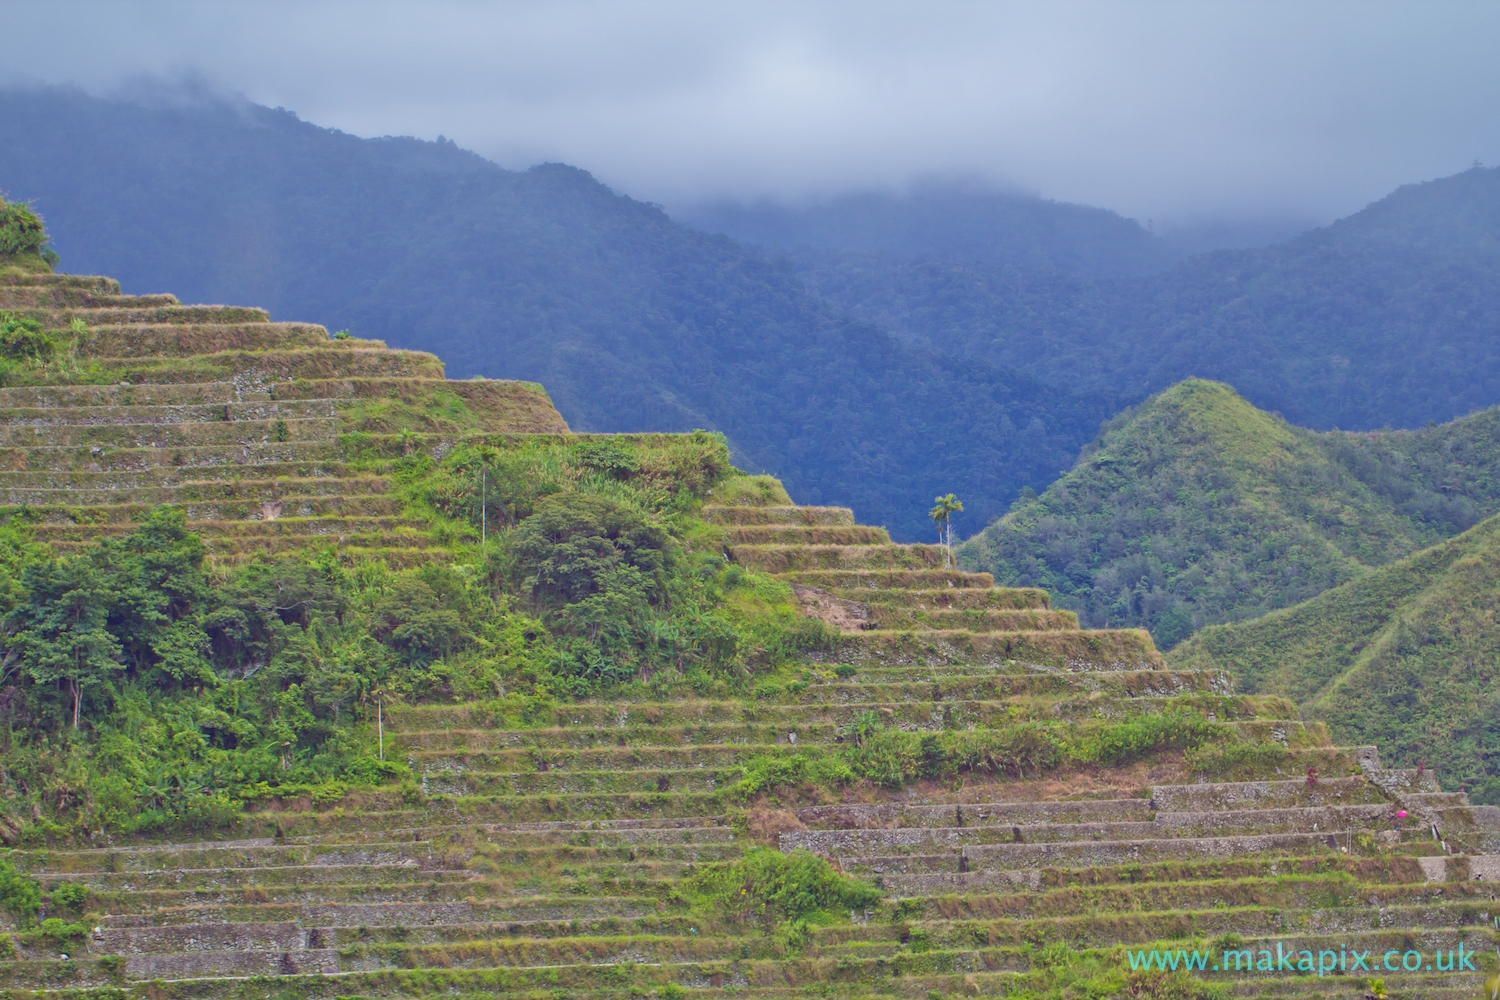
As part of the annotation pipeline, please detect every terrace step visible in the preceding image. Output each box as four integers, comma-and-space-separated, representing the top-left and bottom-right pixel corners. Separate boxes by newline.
388, 681, 1226, 728
408, 743, 811, 772
827, 628, 1167, 671
1151, 772, 1390, 811
722, 524, 891, 545
731, 542, 947, 572
72, 322, 348, 358
30, 516, 429, 541
873, 851, 1434, 895
0, 475, 389, 504
0, 414, 337, 447
775, 568, 995, 588
417, 765, 743, 797
7, 303, 271, 325
0, 380, 270, 407
864, 607, 1081, 631
888, 872, 1479, 914
829, 586, 1051, 609
78, 345, 446, 383
396, 722, 853, 750
6, 495, 407, 523
6, 441, 341, 470
99, 896, 658, 928
205, 545, 448, 568
839, 831, 1355, 874
784, 806, 1394, 852
0, 287, 178, 309
0, 398, 337, 425
701, 504, 854, 525
0, 461, 359, 487
812, 904, 1497, 951
793, 799, 1156, 828
0, 272, 121, 292
13, 841, 450, 874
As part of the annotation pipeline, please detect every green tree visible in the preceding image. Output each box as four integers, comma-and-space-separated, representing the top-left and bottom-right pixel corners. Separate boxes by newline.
929, 494, 963, 569
6, 559, 124, 728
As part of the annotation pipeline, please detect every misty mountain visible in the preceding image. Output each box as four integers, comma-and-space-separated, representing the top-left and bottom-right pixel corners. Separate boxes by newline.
678, 183, 1177, 279
791, 166, 1500, 432
0, 86, 1104, 541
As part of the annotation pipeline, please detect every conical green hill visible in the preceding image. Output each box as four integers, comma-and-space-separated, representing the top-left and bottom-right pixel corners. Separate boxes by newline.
960, 378, 1440, 645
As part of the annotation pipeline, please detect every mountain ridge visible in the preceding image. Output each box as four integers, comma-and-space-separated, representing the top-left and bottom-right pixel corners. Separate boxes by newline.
678, 182, 1177, 279
791, 165, 1500, 431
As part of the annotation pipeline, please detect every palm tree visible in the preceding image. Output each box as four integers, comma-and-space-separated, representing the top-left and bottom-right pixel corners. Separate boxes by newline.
929, 494, 963, 569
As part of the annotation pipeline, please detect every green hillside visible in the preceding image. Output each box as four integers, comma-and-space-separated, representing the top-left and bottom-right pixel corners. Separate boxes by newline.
959, 379, 1500, 646
1170, 513, 1500, 803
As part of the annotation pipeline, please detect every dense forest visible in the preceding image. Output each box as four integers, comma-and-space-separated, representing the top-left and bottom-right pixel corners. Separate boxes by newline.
785, 166, 1500, 432
961, 380, 1500, 647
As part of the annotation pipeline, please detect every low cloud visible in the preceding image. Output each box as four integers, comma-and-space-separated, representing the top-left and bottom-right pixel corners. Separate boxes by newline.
4, 0, 1498, 225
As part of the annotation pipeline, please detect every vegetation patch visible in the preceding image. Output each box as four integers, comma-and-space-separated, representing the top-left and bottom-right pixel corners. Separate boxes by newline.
0, 428, 838, 839
0, 197, 59, 271
733, 709, 1233, 796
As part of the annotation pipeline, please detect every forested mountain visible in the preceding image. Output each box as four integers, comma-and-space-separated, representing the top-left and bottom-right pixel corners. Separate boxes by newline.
679, 183, 1176, 279
960, 379, 1500, 646
1170, 512, 1500, 802
0, 86, 1104, 541
781, 168, 1500, 431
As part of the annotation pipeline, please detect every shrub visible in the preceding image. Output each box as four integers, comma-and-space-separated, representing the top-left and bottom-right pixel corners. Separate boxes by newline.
1122, 970, 1228, 999
711, 475, 792, 507
571, 439, 640, 480
745, 711, 1229, 796
731, 751, 853, 798
35, 917, 87, 945
503, 493, 672, 612
1075, 711, 1229, 766
0, 857, 41, 922
0, 197, 59, 268
0, 312, 56, 362
1185, 739, 1293, 780
687, 846, 879, 925
1470, 776, 1500, 806
46, 881, 89, 914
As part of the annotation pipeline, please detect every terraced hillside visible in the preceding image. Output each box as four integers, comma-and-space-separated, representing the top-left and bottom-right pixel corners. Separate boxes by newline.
3, 497, 1499, 998
0, 269, 568, 565
1, 267, 1497, 999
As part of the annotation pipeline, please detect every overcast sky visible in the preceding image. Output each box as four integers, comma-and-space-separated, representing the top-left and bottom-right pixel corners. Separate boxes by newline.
3, 0, 1498, 229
